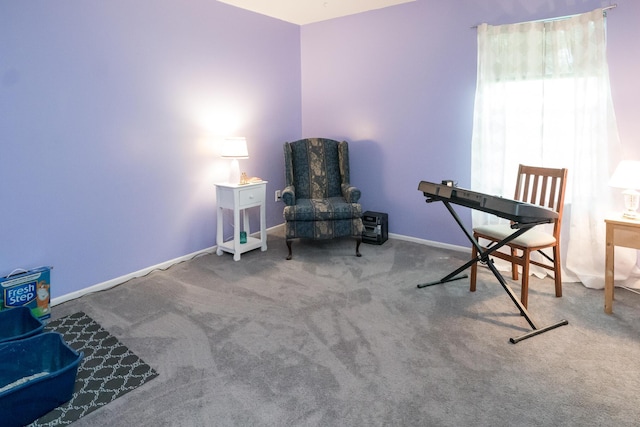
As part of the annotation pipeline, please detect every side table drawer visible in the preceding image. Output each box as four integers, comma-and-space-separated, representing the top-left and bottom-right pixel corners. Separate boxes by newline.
613, 225, 640, 249
239, 187, 264, 207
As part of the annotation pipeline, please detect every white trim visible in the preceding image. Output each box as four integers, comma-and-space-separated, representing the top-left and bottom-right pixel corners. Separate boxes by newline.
388, 232, 467, 253
51, 224, 462, 306
51, 246, 218, 306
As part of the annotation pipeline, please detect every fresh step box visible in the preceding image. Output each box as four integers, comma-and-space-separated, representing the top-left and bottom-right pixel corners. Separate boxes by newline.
0, 266, 52, 322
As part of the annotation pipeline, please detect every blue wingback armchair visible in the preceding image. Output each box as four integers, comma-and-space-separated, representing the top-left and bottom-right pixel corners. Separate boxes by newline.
282, 138, 363, 260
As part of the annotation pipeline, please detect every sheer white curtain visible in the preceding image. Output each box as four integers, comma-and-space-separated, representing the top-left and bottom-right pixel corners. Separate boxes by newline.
470, 9, 638, 289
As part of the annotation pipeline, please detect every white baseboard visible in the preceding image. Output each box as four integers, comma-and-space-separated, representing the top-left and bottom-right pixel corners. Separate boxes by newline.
51, 246, 218, 307
51, 224, 461, 306
267, 223, 466, 253
52, 224, 288, 306
388, 232, 467, 253
262, 224, 466, 253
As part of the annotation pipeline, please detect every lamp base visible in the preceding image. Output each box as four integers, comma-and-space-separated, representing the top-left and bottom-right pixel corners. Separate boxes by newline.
228, 159, 241, 185
622, 189, 639, 220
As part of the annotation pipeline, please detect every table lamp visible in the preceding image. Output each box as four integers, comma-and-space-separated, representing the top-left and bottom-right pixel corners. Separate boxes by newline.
609, 160, 640, 219
221, 137, 249, 184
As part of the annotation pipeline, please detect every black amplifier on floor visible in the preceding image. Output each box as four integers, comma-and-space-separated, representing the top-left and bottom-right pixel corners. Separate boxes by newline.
362, 211, 388, 245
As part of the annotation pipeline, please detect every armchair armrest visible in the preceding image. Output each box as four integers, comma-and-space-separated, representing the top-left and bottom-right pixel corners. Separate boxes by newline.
282, 185, 296, 206
341, 184, 361, 203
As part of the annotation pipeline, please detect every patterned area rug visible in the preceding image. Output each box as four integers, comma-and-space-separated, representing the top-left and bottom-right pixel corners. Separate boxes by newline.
29, 312, 158, 426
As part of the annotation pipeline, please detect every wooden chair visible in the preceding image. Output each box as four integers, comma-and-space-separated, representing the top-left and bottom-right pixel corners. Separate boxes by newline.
470, 165, 568, 308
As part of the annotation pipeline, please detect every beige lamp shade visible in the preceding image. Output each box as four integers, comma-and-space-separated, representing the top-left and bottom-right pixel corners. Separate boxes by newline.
221, 137, 249, 159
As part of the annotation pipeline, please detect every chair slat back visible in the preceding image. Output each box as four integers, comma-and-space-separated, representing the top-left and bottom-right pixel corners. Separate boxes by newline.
514, 165, 568, 238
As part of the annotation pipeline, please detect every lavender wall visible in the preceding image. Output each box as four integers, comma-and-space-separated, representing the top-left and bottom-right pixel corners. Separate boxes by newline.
3, 0, 637, 300
1, 1, 300, 298
301, 0, 640, 247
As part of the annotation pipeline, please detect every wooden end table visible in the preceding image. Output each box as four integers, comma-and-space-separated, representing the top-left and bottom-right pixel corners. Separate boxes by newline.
604, 215, 640, 314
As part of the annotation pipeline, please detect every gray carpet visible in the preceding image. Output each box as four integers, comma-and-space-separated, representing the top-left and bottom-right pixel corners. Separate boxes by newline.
51, 230, 640, 426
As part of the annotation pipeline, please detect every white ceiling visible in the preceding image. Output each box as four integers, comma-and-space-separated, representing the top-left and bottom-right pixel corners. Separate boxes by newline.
217, 0, 416, 25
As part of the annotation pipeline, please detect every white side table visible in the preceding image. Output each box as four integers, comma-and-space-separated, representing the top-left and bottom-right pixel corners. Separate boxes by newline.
215, 181, 268, 261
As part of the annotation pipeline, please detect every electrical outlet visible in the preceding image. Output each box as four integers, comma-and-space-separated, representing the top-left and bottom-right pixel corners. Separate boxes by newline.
275, 190, 282, 202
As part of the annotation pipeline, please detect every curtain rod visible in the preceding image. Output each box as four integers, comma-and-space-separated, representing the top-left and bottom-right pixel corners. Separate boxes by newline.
470, 4, 617, 29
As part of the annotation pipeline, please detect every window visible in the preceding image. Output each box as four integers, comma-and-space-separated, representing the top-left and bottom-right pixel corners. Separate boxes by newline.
470, 9, 627, 287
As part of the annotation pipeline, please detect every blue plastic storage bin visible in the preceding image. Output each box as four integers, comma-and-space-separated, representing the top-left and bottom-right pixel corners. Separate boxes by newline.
0, 332, 83, 427
0, 306, 45, 344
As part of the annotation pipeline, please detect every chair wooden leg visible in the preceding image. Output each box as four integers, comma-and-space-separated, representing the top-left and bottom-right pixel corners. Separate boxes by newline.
355, 237, 362, 257
520, 250, 531, 309
286, 239, 293, 260
553, 246, 562, 297
511, 247, 519, 280
470, 238, 478, 292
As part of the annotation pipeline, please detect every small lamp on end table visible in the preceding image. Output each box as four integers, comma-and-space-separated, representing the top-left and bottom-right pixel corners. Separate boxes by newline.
221, 137, 249, 185
609, 160, 640, 219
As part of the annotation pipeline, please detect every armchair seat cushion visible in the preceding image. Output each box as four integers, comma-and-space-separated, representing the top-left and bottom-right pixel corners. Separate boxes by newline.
283, 197, 362, 222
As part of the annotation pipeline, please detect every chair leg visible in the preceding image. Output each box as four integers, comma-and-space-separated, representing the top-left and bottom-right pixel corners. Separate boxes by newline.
355, 237, 362, 257
553, 246, 562, 297
520, 249, 531, 309
470, 236, 478, 292
286, 239, 293, 260
511, 247, 519, 280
